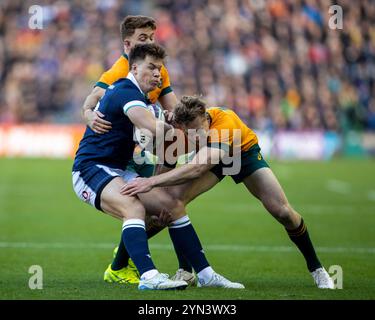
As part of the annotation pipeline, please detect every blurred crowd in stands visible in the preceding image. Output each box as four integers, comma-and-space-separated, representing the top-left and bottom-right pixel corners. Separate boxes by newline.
1, 0, 375, 132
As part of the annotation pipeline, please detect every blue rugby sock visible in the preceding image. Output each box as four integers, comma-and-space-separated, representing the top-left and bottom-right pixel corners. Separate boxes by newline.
111, 238, 129, 271
112, 225, 192, 273
173, 245, 193, 273
121, 219, 156, 276
168, 215, 210, 273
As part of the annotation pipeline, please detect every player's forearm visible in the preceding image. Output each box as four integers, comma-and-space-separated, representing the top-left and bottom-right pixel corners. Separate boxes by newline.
154, 163, 173, 175
81, 87, 105, 119
158, 92, 178, 112
81, 96, 97, 119
150, 164, 208, 187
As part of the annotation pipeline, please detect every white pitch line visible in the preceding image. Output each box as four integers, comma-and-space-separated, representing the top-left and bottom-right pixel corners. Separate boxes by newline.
326, 179, 351, 194
0, 242, 374, 254
215, 202, 371, 214
368, 190, 375, 202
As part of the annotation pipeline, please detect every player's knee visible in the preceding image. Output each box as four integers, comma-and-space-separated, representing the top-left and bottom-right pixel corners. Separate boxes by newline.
278, 205, 293, 224
166, 198, 186, 216
118, 197, 145, 219
154, 194, 186, 219
174, 199, 186, 215
265, 201, 293, 224
166, 198, 186, 220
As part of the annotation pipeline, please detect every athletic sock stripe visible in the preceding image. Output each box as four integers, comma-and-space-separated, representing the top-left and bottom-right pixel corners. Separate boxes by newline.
288, 224, 307, 237
122, 219, 145, 229
122, 224, 145, 229
170, 215, 190, 225
169, 221, 191, 229
123, 223, 145, 227
170, 219, 191, 226
122, 224, 145, 230
170, 216, 190, 226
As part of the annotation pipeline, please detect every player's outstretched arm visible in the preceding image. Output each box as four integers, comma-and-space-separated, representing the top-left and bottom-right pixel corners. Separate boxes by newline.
120, 146, 223, 196
158, 91, 178, 112
81, 86, 112, 134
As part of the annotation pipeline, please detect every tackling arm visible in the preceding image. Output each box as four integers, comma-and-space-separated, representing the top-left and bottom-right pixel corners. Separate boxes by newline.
158, 91, 178, 112
150, 146, 223, 186
81, 86, 112, 134
120, 146, 224, 196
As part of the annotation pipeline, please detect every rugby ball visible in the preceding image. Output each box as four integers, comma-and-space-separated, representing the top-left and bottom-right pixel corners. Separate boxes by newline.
134, 104, 165, 148
149, 103, 165, 121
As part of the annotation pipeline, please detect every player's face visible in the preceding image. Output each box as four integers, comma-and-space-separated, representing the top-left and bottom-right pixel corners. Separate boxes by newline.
133, 56, 162, 93
124, 28, 155, 52
182, 115, 210, 144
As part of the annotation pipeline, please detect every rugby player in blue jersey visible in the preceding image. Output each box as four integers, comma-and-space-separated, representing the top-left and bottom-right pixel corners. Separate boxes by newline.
72, 43, 244, 290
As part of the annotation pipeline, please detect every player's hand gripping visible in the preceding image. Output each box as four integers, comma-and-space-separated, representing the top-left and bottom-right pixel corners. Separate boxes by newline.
163, 110, 175, 124
85, 109, 112, 134
146, 209, 173, 229
120, 177, 154, 196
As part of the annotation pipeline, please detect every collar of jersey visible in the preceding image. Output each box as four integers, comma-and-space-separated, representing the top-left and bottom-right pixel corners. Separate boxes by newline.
126, 72, 145, 96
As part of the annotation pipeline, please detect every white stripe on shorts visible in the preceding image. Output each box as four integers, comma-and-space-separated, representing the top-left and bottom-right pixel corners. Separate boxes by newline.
96, 165, 139, 182
72, 165, 139, 209
72, 171, 96, 207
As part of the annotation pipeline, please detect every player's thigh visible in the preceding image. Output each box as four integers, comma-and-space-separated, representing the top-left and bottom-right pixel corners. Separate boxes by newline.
100, 177, 145, 220
165, 170, 220, 205
242, 167, 288, 206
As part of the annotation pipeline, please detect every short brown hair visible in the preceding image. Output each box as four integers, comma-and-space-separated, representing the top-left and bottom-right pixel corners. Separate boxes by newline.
129, 43, 167, 66
120, 15, 156, 41
174, 96, 207, 125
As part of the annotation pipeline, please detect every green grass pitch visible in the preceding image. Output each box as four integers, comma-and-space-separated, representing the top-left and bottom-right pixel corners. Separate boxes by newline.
0, 158, 374, 300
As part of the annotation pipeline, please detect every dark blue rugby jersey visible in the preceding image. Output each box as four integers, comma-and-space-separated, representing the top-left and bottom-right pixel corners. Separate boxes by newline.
73, 75, 149, 171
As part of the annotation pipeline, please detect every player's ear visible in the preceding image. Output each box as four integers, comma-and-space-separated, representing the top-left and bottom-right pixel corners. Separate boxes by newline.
131, 62, 138, 75
123, 39, 131, 51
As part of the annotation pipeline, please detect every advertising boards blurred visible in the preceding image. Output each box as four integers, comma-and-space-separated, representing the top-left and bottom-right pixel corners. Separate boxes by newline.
0, 125, 84, 158
0, 125, 374, 160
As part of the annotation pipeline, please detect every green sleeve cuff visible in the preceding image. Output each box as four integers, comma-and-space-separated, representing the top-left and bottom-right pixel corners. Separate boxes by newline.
159, 86, 173, 97
95, 81, 109, 89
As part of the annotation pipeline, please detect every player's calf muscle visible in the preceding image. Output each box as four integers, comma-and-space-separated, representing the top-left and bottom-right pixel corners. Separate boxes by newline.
255, 190, 299, 228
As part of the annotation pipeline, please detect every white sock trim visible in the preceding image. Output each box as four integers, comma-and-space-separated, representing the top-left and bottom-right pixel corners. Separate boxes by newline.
122, 218, 145, 231
169, 215, 190, 229
197, 266, 214, 282
141, 269, 159, 280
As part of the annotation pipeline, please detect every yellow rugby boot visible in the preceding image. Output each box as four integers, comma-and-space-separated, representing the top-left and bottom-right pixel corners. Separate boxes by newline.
103, 264, 140, 284
105, 246, 140, 284
112, 245, 140, 279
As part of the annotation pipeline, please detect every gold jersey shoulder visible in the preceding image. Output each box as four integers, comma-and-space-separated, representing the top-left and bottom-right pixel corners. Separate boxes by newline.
95, 54, 172, 104
207, 107, 258, 152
